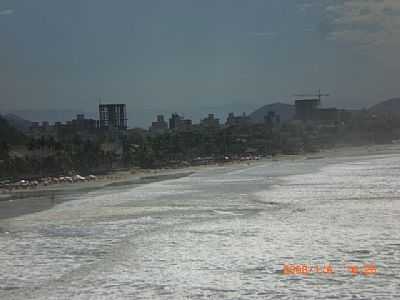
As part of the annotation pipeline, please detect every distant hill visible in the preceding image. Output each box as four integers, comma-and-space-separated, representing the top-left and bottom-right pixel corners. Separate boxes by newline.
369, 98, 400, 115
249, 102, 295, 123
3, 113, 31, 132
6, 109, 96, 124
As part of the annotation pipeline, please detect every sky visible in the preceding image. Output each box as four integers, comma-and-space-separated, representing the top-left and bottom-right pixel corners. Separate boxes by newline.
1, 0, 400, 127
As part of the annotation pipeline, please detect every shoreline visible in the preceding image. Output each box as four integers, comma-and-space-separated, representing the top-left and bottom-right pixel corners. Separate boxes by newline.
0, 157, 271, 201
2, 143, 399, 200
2, 142, 400, 199
1, 143, 399, 221
0, 170, 194, 220
0, 168, 200, 201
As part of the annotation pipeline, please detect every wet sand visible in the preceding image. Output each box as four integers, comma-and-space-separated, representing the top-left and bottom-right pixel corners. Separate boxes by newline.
0, 171, 194, 220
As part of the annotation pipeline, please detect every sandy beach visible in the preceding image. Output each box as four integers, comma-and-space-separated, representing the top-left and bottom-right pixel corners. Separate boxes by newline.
1, 143, 400, 221
0, 169, 194, 220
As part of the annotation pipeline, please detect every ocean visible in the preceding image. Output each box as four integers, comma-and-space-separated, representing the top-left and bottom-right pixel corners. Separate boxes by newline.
1, 151, 400, 299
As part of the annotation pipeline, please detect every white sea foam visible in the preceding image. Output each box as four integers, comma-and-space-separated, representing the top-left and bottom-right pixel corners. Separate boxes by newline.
1, 153, 400, 299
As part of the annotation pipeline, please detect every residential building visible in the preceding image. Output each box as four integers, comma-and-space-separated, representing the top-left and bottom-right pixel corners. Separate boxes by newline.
201, 114, 220, 128
169, 113, 183, 130
317, 108, 339, 124
99, 104, 127, 130
149, 115, 168, 133
226, 112, 251, 126
68, 114, 97, 130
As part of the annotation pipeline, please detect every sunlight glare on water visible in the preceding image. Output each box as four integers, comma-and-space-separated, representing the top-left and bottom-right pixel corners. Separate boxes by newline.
1, 154, 400, 299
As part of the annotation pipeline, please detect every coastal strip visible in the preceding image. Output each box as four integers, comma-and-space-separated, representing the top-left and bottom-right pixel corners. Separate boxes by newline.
0, 170, 194, 220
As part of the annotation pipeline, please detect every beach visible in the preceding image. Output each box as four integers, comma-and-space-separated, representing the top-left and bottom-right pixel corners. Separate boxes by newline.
1, 143, 400, 221
0, 169, 196, 220
1, 144, 400, 299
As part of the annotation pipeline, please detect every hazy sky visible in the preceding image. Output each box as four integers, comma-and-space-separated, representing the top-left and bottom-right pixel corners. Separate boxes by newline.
1, 0, 400, 126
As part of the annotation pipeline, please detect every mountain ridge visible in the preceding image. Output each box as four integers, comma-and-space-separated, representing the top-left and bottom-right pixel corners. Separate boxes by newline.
2, 113, 32, 132
249, 102, 295, 123
368, 97, 400, 114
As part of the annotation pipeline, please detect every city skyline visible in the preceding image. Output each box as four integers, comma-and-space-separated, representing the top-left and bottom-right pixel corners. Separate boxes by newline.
1, 0, 400, 126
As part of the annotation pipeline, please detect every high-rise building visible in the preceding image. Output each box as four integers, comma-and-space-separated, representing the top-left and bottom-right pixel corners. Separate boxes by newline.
169, 113, 183, 130
99, 104, 127, 130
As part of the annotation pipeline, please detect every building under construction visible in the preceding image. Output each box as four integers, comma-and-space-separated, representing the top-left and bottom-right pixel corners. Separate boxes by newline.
294, 90, 331, 122
99, 104, 127, 130
295, 99, 321, 121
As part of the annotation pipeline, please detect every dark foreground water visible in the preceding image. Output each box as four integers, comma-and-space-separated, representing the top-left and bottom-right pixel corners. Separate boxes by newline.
1, 153, 399, 299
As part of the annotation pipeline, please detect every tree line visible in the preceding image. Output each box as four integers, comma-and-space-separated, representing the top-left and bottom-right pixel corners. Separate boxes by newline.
2, 111, 400, 180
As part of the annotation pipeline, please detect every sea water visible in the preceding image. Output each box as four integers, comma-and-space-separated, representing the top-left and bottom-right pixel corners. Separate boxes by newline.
1, 153, 399, 299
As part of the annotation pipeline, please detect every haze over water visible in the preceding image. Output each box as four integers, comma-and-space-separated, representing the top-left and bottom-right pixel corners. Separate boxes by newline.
1, 152, 400, 299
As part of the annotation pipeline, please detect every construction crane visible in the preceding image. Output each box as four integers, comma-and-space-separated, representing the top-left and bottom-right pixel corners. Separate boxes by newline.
293, 89, 329, 102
